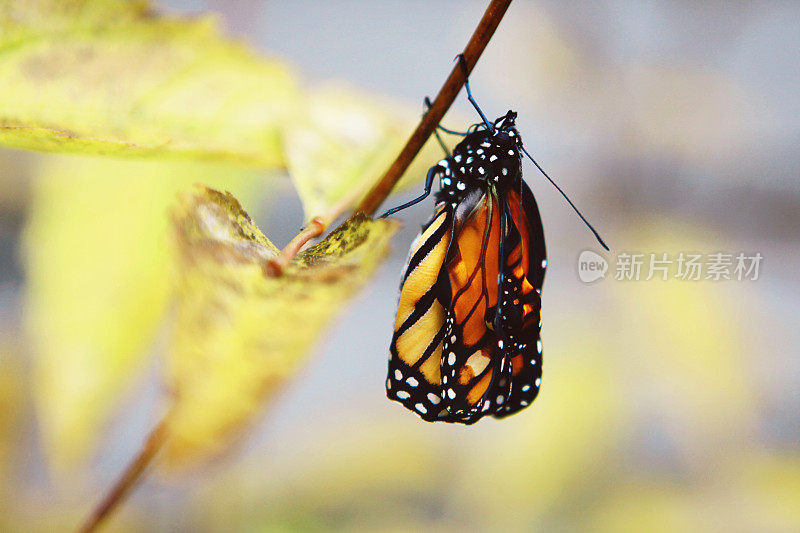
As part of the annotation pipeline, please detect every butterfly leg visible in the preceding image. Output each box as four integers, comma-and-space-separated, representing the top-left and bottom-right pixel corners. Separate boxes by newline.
380, 164, 440, 218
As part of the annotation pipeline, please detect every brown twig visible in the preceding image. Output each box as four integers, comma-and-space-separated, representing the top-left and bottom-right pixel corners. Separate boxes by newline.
269, 0, 512, 270
263, 217, 325, 276
78, 415, 170, 533
263, 189, 362, 276
355, 0, 513, 216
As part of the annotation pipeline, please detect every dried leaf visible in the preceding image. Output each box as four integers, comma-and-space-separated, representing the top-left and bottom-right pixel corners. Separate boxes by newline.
164, 186, 398, 468
0, 0, 296, 164
24, 156, 262, 470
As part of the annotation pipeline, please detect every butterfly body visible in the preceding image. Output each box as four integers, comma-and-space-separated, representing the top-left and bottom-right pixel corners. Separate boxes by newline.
387, 111, 546, 424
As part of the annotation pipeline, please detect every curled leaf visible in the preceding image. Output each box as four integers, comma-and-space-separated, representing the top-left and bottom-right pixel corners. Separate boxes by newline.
283, 84, 440, 222
164, 186, 398, 468
24, 156, 262, 470
0, 0, 296, 164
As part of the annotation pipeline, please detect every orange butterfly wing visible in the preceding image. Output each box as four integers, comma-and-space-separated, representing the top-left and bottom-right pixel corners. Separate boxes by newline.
387, 179, 546, 424
439, 192, 512, 423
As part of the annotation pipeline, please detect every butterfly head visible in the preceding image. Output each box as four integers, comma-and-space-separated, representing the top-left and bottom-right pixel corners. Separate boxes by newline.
437, 111, 524, 201
491, 110, 519, 142
467, 110, 523, 189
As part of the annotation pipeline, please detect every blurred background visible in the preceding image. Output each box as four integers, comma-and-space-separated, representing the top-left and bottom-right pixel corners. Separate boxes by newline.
2, 1, 799, 531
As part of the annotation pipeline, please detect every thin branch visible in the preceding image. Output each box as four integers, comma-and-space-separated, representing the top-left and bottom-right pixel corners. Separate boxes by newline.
264, 217, 325, 276
263, 189, 360, 276
78, 414, 170, 533
355, 0, 513, 215
270, 0, 512, 270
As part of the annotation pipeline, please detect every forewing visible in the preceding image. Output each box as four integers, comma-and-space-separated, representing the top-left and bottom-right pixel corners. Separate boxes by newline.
440, 192, 513, 423
387, 206, 452, 421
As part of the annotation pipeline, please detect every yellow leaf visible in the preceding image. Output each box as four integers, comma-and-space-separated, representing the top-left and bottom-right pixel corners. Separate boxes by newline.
282, 83, 440, 221
163, 186, 398, 468
0, 0, 296, 164
24, 155, 263, 470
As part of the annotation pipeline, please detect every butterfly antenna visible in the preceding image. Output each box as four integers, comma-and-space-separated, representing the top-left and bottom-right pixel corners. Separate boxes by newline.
520, 145, 610, 251
455, 54, 493, 132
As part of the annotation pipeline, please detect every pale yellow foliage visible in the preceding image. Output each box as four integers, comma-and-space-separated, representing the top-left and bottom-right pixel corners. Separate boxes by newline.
24, 157, 262, 470
282, 83, 441, 222
0, 0, 296, 164
163, 187, 398, 468
10, 0, 427, 473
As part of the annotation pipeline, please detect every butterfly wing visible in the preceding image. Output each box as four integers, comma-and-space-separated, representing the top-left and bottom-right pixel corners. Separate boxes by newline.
387, 205, 452, 421
388, 179, 546, 424
440, 191, 514, 423
493, 179, 547, 418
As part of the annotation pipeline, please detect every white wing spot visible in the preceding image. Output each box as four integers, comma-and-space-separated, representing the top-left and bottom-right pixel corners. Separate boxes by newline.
522, 384, 531, 392
397, 390, 410, 399
428, 393, 441, 405
508, 149, 515, 155
501, 168, 508, 176
489, 155, 498, 162
496, 395, 505, 405
394, 369, 402, 380
541, 259, 547, 268
456, 182, 466, 190
415, 403, 427, 414
447, 388, 456, 399
498, 340, 504, 348
448, 352, 456, 365
535, 378, 541, 387
537, 340, 543, 354
406, 377, 419, 387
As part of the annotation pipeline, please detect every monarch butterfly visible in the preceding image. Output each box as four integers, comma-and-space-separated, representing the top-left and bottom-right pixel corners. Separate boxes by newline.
383, 56, 607, 424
